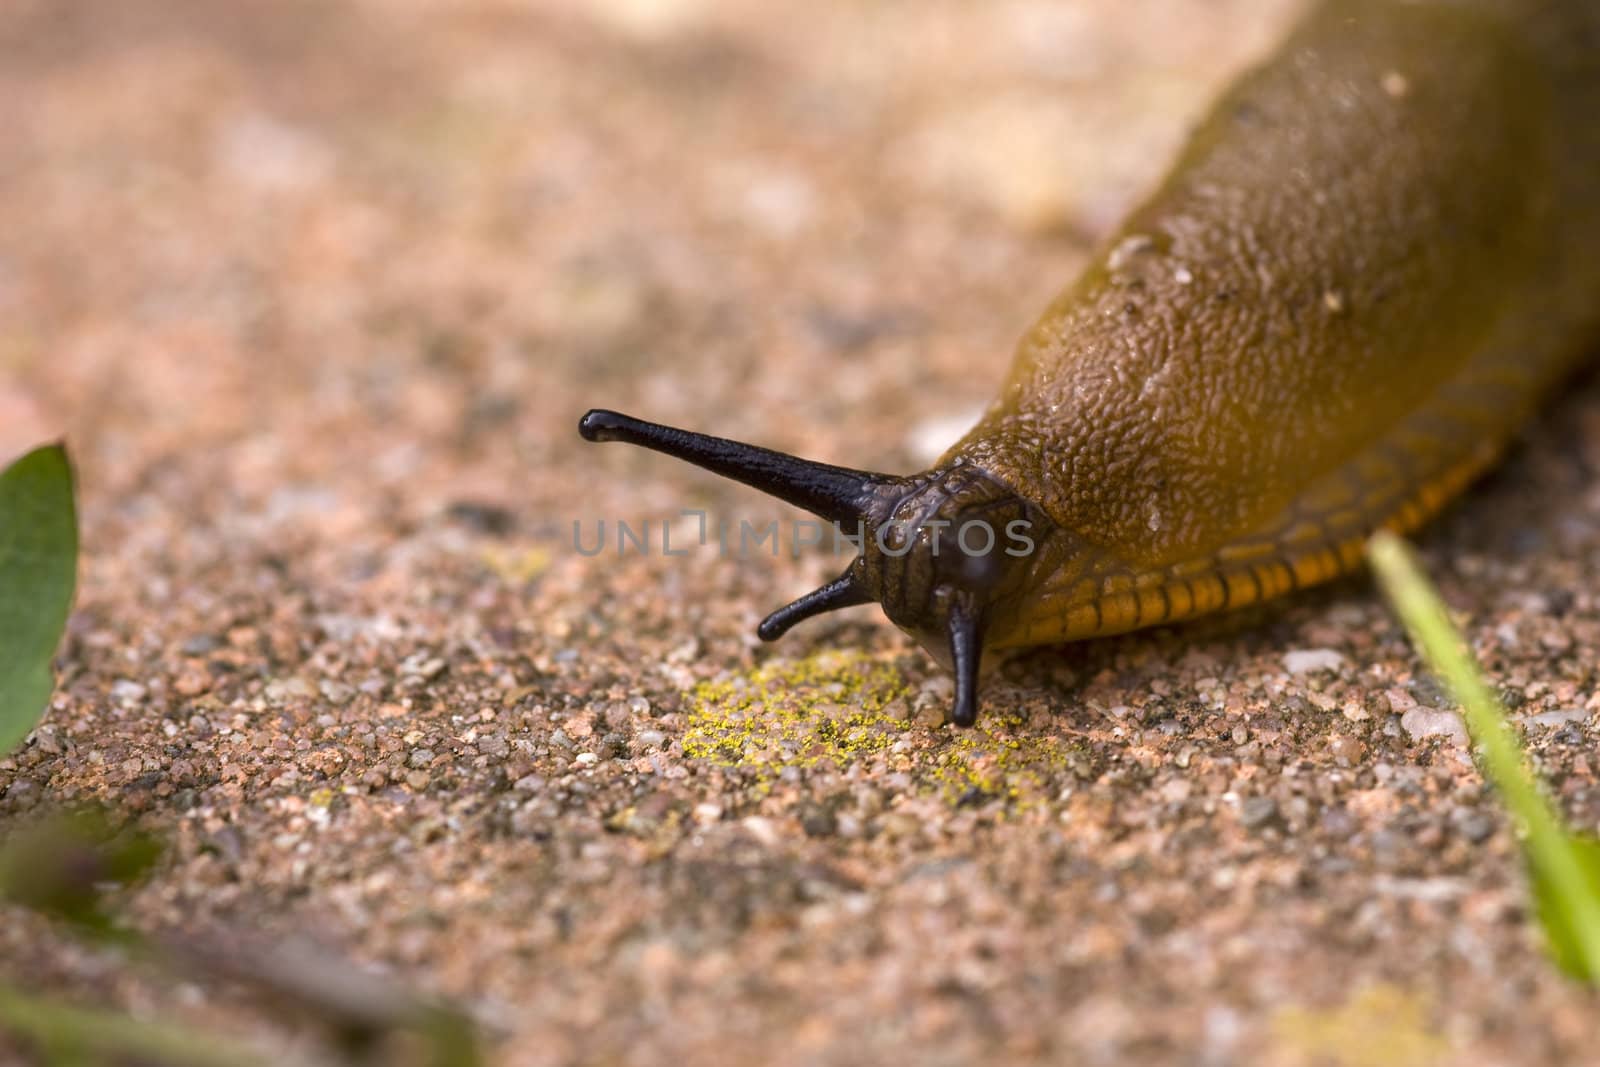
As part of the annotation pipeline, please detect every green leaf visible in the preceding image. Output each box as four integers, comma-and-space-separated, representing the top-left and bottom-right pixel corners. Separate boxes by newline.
0, 443, 78, 754
1368, 531, 1600, 986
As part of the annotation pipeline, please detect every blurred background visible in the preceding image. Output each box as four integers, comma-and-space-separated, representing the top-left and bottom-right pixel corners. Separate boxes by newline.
18, 2, 1600, 1065
3, 0, 1293, 526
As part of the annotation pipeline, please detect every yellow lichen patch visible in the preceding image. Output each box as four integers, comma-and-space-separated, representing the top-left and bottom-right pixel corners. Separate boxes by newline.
930, 707, 1073, 808
1272, 984, 1448, 1067
479, 545, 552, 583
682, 653, 1073, 809
682, 651, 910, 782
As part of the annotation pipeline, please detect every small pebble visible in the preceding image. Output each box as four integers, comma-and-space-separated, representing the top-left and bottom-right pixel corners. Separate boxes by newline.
320, 680, 355, 705
1522, 708, 1588, 729
180, 635, 220, 656
801, 807, 838, 838
1239, 796, 1279, 830
1400, 707, 1468, 747
111, 680, 148, 705
1327, 734, 1366, 767
264, 677, 313, 704
1284, 648, 1345, 674
1455, 811, 1496, 844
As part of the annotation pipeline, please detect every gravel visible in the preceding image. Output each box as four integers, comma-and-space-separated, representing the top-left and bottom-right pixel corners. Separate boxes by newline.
3, 1, 1599, 1065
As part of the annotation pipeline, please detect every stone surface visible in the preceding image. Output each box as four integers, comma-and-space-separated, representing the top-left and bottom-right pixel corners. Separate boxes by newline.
3, 1, 1598, 1065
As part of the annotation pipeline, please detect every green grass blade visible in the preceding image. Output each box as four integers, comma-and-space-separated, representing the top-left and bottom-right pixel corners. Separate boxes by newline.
0, 443, 78, 754
0, 984, 269, 1067
1368, 531, 1600, 983
0, 808, 163, 935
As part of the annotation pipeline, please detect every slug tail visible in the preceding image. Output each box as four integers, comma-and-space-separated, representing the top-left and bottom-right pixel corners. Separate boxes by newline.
757, 567, 872, 641
578, 409, 901, 525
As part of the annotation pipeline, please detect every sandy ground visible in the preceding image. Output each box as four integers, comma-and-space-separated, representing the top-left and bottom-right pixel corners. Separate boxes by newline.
4, 0, 1600, 1063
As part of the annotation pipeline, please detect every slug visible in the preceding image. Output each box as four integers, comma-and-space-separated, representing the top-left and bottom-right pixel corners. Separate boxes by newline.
580, 0, 1600, 727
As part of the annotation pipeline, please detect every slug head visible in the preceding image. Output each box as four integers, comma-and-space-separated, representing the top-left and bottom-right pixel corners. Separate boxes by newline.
578, 409, 1052, 726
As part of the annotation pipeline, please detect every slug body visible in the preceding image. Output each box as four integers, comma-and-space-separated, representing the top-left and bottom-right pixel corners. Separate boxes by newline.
581, 0, 1600, 726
